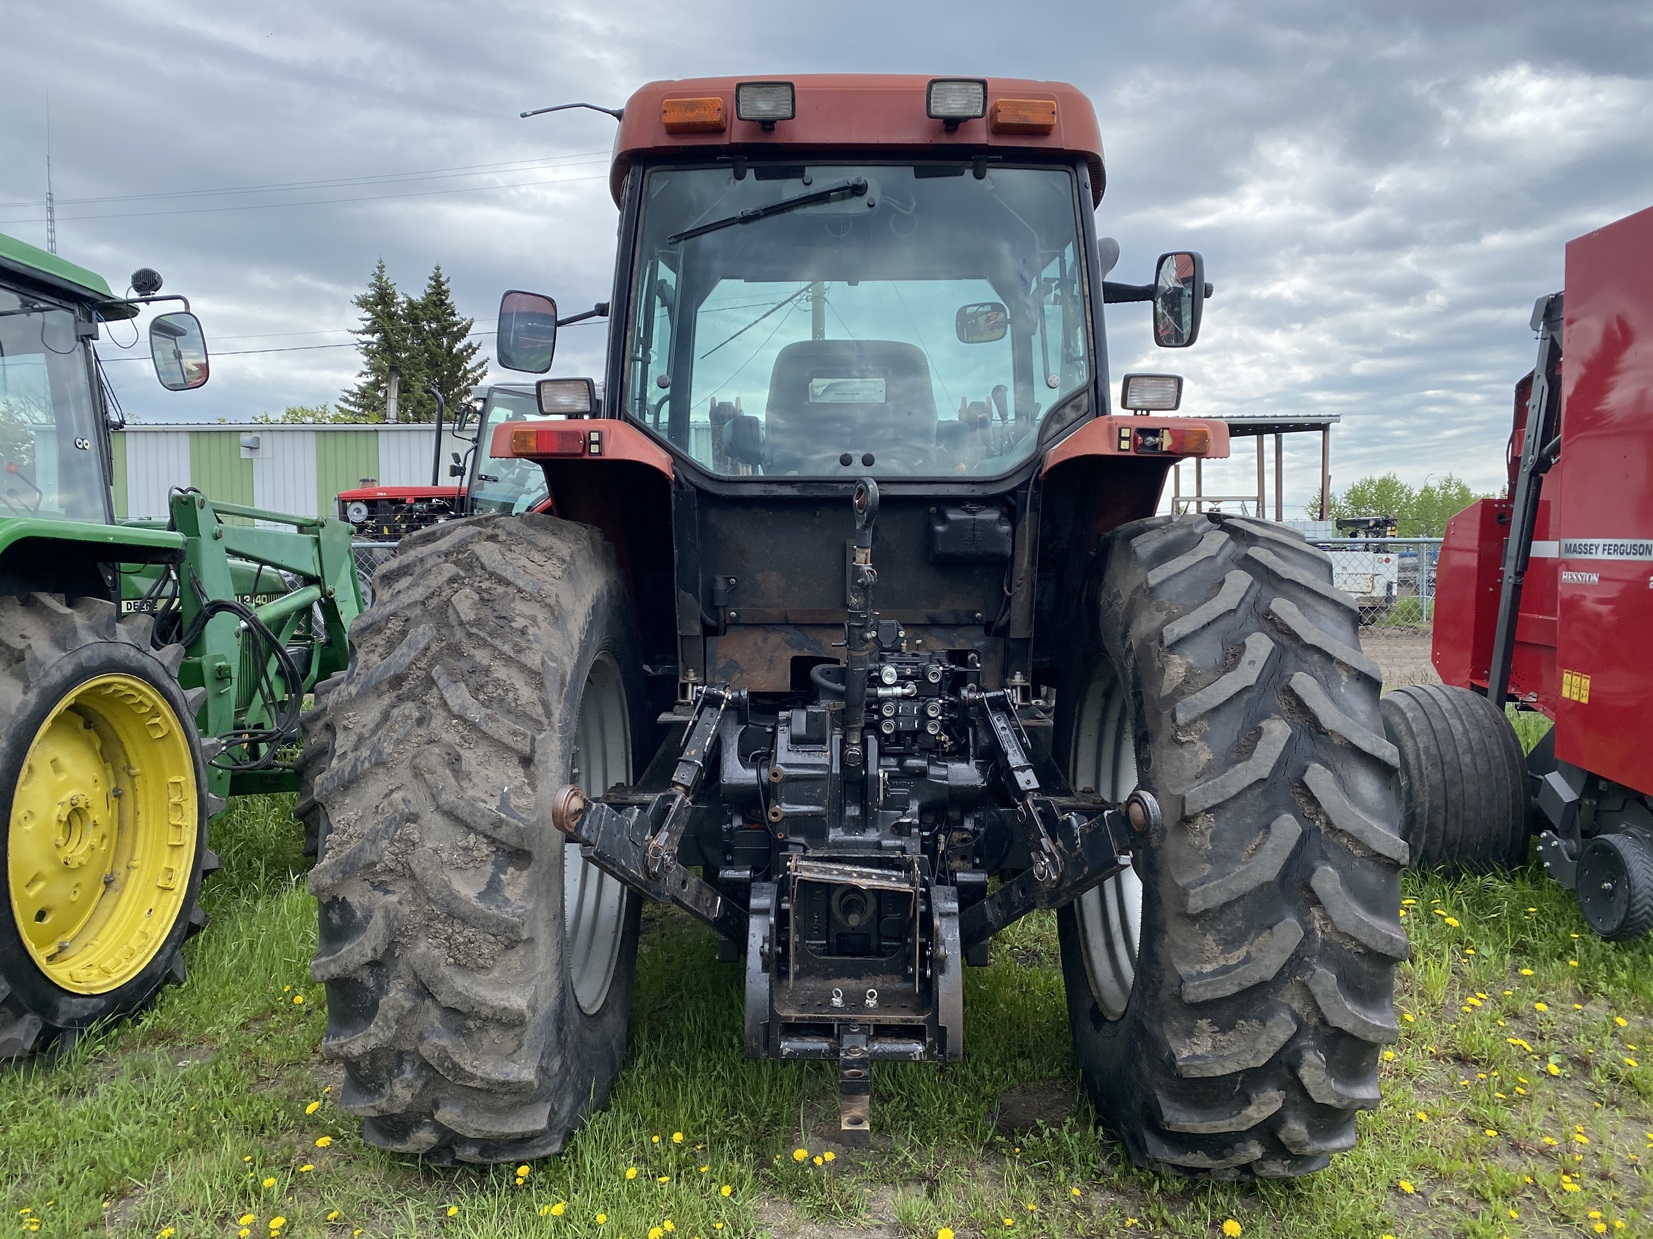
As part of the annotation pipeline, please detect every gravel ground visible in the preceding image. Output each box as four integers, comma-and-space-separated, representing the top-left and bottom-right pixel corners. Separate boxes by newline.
1363, 628, 1441, 692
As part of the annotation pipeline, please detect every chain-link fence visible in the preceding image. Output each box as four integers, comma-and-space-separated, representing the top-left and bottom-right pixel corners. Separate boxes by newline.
1311, 537, 1442, 690
351, 541, 398, 607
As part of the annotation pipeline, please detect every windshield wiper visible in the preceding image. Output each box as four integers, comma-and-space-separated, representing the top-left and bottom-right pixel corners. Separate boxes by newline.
668, 177, 868, 244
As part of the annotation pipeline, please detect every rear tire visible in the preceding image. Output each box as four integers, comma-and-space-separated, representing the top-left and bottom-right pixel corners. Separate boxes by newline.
1056, 514, 1407, 1179
302, 514, 646, 1163
1, 595, 214, 1060
1380, 683, 1528, 871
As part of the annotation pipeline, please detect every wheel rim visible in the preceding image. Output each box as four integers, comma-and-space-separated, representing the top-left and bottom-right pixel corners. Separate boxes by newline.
7, 673, 198, 994
1578, 837, 1631, 936
564, 652, 630, 1014
1071, 658, 1142, 1020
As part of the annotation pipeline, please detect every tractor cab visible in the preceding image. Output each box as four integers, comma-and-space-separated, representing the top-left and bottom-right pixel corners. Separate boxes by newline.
0, 231, 208, 596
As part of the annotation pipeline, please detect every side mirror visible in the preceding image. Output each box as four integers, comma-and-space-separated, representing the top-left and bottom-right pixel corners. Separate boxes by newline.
1152, 252, 1204, 348
955, 301, 1009, 344
149, 311, 210, 390
497, 290, 558, 373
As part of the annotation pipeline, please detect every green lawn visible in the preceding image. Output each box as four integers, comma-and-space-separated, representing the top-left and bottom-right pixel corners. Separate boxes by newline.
6, 766, 1653, 1238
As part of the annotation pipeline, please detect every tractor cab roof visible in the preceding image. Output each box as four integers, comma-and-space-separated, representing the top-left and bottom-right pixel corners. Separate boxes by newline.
610, 75, 1105, 207
0, 230, 137, 319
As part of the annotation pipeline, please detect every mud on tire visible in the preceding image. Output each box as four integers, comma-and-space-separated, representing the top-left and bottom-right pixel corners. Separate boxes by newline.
1056, 513, 1408, 1178
301, 514, 646, 1164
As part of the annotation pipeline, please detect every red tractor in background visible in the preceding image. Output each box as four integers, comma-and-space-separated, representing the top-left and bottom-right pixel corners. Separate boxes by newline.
336, 383, 562, 540
1384, 204, 1653, 940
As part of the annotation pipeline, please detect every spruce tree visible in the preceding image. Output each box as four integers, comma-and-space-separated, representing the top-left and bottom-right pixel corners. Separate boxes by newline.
338, 259, 423, 421
408, 265, 487, 422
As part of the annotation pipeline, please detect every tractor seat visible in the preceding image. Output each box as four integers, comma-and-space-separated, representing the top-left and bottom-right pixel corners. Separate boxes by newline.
763, 340, 937, 473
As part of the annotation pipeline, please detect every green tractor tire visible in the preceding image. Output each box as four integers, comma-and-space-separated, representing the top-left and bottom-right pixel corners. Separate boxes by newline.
1, 594, 219, 1060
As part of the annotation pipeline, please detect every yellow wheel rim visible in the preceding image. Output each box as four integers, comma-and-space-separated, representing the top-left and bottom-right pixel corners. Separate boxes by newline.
7, 673, 198, 994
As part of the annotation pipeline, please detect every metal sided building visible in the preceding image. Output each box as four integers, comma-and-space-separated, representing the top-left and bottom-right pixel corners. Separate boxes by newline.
111, 423, 474, 521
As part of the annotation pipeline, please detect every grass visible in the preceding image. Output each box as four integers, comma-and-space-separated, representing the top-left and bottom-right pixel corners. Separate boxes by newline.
7, 732, 1653, 1238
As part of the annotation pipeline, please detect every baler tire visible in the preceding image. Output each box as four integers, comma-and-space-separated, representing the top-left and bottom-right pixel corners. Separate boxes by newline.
1575, 833, 1653, 942
301, 513, 646, 1164
1055, 513, 1407, 1179
0, 594, 217, 1061
1380, 683, 1529, 871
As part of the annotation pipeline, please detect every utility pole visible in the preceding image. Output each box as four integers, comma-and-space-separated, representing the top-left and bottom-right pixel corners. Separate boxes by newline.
44, 98, 57, 254
810, 282, 825, 340
386, 366, 401, 423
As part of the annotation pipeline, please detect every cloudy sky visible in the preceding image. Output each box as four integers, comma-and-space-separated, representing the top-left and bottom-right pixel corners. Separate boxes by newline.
4, 0, 1650, 514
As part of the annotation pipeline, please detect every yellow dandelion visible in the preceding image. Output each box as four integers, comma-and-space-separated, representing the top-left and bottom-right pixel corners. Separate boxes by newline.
626, 1167, 639, 1180
159, 1229, 176, 1238
652, 1134, 662, 1144
1616, 1016, 1629, 1027
659, 1175, 671, 1184
664, 1219, 674, 1232
305, 1101, 321, 1115
1595, 1225, 1608, 1235
516, 1164, 531, 1177
699, 1165, 709, 1174
1590, 1213, 1603, 1221
1627, 1058, 1640, 1068
822, 1151, 835, 1163
1575, 1133, 1590, 1145
1535, 1002, 1549, 1012
1402, 1013, 1415, 1022
813, 1156, 823, 1166
1485, 1129, 1497, 1137
1562, 1182, 1581, 1192
270, 1220, 286, 1233
239, 1217, 256, 1227
262, 1178, 277, 1189
1508, 1209, 1519, 1219
939, 1230, 956, 1239
793, 1148, 809, 1163
672, 1131, 684, 1144
240, 1230, 250, 1238
720, 1185, 732, 1198
1222, 1223, 1242, 1238
1548, 1063, 1562, 1076
446, 1206, 458, 1217
1521, 967, 1534, 976
650, 1228, 664, 1239
1026, 1202, 1037, 1212
1070, 1187, 1081, 1198
1397, 1180, 1415, 1194
539, 1205, 551, 1218
293, 994, 305, 1004
596, 1213, 608, 1225
1543, 1136, 1559, 1146
1416, 1111, 1428, 1122
551, 1202, 566, 1216
1002, 1219, 1014, 1229
299, 1164, 314, 1173
1443, 916, 1460, 928
315, 1136, 333, 1148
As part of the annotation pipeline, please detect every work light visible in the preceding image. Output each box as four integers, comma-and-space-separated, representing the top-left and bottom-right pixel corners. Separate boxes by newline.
736, 82, 795, 127
1121, 373, 1183, 413
926, 79, 987, 128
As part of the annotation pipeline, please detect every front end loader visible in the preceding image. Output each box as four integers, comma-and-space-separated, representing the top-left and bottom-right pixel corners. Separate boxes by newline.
304, 76, 1404, 1176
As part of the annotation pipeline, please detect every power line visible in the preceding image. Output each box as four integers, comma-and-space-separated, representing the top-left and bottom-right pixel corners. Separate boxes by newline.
0, 171, 610, 225
0, 152, 610, 210
98, 318, 602, 361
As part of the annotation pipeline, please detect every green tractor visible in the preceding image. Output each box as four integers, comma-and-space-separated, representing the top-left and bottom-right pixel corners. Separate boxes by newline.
0, 231, 363, 1060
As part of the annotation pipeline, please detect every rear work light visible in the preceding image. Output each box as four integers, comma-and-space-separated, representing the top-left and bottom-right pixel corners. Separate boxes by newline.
661, 96, 725, 133
537, 377, 597, 416
1121, 373, 1184, 413
927, 79, 987, 129
990, 98, 1057, 134
736, 81, 795, 128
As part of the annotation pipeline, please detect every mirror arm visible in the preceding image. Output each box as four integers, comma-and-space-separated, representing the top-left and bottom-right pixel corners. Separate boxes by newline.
1102, 281, 1154, 304
102, 292, 192, 316
556, 302, 610, 327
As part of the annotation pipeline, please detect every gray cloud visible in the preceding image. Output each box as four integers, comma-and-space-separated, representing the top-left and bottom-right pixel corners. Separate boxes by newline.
4, 0, 1650, 512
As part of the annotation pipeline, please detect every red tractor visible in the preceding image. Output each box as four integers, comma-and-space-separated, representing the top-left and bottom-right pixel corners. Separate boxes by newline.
1384, 204, 1653, 940
302, 76, 1405, 1176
